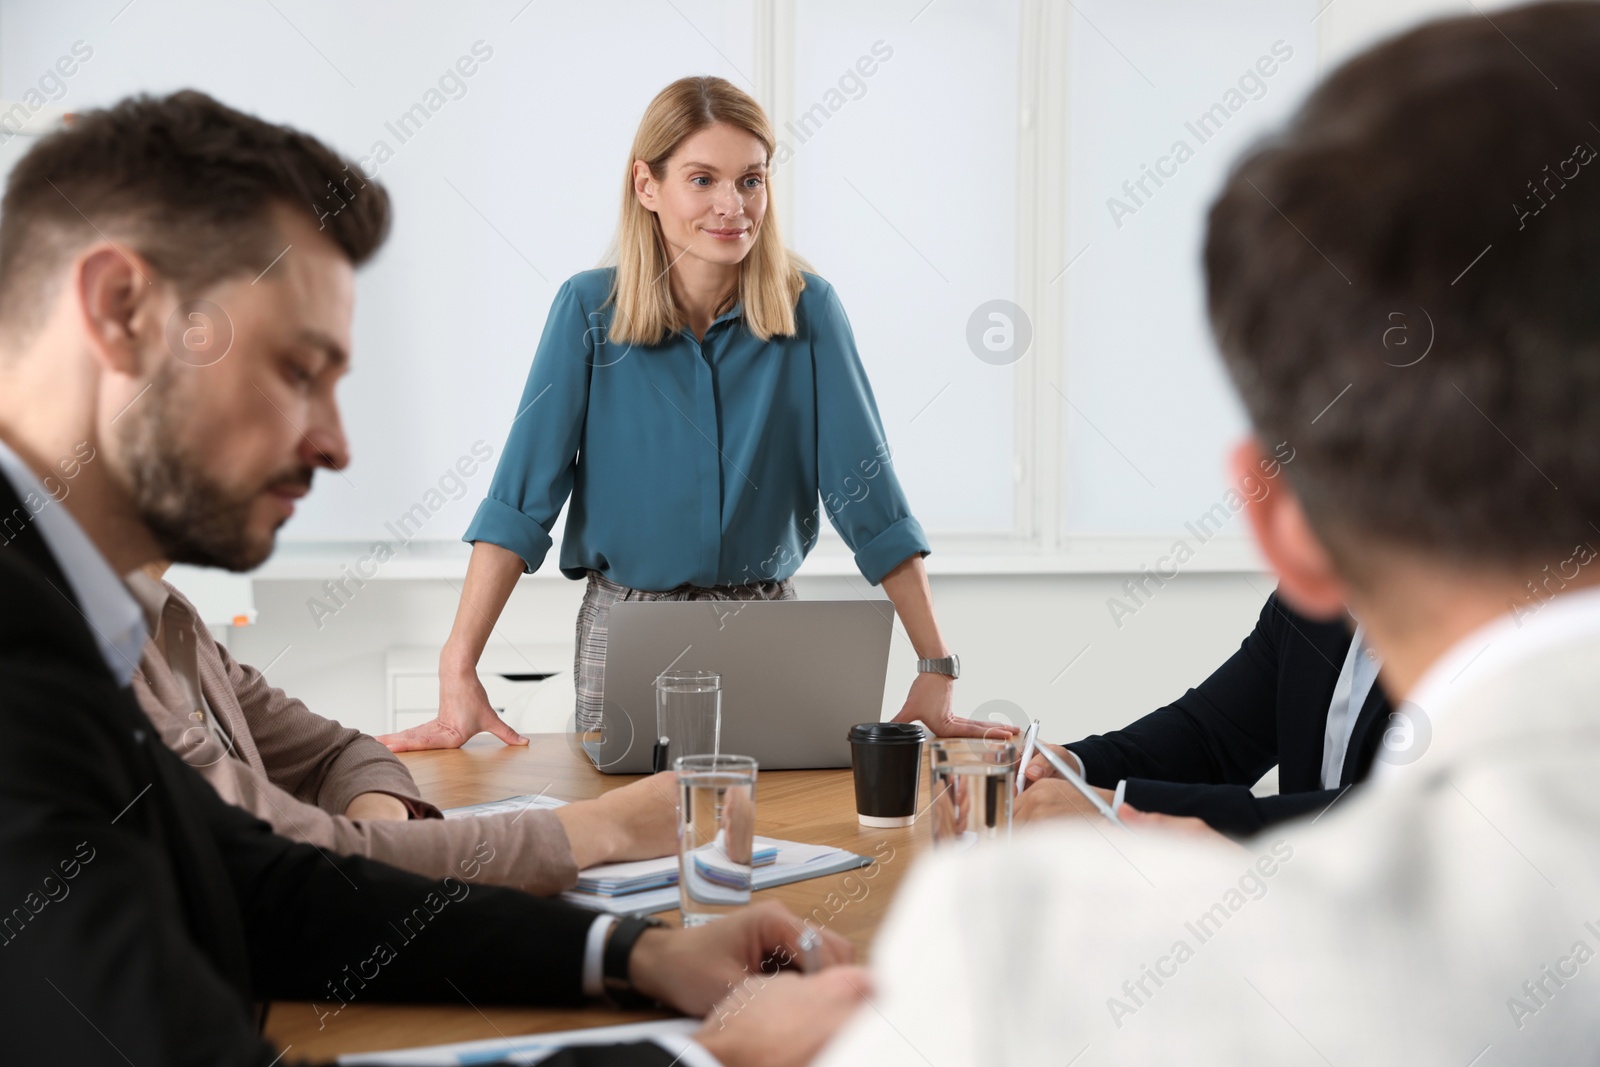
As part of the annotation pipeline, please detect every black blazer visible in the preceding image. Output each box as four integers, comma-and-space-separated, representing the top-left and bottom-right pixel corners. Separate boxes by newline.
1065, 593, 1392, 837
0, 473, 669, 1066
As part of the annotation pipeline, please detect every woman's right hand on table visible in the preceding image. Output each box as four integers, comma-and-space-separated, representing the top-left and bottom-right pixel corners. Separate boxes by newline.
375, 661, 529, 751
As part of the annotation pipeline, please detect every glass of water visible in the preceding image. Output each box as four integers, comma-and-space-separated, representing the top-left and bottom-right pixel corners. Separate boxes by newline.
928, 737, 1017, 848
674, 753, 758, 925
655, 669, 722, 772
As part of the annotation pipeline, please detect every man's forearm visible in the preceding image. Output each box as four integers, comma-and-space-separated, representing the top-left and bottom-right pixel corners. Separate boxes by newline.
554, 802, 625, 870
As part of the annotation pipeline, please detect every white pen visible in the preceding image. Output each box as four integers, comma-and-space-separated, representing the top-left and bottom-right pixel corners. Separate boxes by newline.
797, 926, 823, 973
1015, 719, 1041, 796
1034, 742, 1129, 829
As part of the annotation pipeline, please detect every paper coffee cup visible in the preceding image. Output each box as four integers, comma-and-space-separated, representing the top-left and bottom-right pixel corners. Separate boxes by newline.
847, 722, 925, 827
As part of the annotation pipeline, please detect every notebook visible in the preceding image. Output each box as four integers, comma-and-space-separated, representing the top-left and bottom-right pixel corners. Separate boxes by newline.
574, 838, 781, 897
561, 838, 873, 916
340, 1017, 700, 1065
444, 793, 874, 915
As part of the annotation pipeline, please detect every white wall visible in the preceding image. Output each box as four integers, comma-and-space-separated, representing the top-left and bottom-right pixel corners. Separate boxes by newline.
222, 567, 1273, 744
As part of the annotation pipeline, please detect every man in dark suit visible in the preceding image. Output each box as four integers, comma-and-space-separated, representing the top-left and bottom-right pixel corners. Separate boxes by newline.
1019, 592, 1393, 836
0, 90, 859, 1067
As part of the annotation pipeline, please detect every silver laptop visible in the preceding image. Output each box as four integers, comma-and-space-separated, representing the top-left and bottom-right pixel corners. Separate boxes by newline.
587, 600, 893, 773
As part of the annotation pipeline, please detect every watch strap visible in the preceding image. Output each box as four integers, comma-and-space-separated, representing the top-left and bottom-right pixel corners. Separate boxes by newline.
601, 915, 664, 1009
917, 654, 960, 679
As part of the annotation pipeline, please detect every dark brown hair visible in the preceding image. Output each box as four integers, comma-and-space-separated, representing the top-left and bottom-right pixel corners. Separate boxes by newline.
1206, 1, 1600, 577
0, 89, 390, 341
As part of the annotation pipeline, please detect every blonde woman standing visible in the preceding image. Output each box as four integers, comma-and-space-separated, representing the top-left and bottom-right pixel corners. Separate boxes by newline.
380, 76, 996, 753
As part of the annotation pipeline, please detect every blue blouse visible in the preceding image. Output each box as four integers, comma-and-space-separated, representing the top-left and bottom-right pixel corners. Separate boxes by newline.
462, 268, 930, 590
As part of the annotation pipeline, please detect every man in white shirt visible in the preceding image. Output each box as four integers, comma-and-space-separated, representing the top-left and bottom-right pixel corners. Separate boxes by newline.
808, 3, 1600, 1062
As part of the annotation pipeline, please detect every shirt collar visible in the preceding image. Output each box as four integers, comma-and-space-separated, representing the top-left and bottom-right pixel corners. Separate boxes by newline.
1404, 582, 1600, 719
1351, 626, 1382, 683
0, 437, 146, 686
682, 301, 744, 338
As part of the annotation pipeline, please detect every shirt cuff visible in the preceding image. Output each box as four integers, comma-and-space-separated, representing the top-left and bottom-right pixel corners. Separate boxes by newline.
850, 515, 931, 586
462, 495, 554, 574
317, 748, 433, 818
400, 795, 444, 820
1062, 747, 1086, 778
581, 914, 618, 998
1112, 779, 1128, 814
654, 1037, 725, 1067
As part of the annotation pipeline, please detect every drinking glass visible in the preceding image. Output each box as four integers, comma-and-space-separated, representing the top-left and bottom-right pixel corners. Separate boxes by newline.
654, 669, 722, 772
674, 753, 758, 925
927, 737, 1017, 847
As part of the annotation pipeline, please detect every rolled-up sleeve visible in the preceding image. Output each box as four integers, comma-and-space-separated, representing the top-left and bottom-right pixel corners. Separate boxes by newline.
810, 281, 931, 585
463, 279, 595, 573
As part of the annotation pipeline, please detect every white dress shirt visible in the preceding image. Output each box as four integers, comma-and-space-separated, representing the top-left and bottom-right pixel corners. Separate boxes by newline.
1405, 580, 1600, 716
0, 437, 145, 684
1320, 625, 1382, 788
1378, 579, 1600, 779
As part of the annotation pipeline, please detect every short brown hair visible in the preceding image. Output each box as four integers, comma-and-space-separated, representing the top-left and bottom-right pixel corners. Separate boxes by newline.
1206, 1, 1600, 576
0, 89, 390, 341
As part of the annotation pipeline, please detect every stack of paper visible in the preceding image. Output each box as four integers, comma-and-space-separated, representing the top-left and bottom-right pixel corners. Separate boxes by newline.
442, 793, 875, 916
563, 838, 873, 916
575, 839, 780, 897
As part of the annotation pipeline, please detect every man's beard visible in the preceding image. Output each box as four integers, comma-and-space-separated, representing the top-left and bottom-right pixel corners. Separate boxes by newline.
117, 366, 310, 572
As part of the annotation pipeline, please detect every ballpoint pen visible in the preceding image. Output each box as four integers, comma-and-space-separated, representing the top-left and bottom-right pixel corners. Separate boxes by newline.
1035, 742, 1128, 829
1015, 719, 1040, 796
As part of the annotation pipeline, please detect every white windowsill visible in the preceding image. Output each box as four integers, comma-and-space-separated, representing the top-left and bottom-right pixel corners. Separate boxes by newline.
248, 534, 1267, 581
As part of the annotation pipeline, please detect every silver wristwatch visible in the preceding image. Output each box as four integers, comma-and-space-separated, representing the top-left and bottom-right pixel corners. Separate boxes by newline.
917, 654, 960, 679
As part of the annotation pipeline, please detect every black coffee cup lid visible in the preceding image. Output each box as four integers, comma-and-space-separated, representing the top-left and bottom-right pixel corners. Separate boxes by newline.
848, 722, 925, 744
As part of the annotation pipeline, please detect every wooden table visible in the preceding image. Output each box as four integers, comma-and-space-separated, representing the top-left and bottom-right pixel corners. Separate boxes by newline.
265, 734, 929, 1061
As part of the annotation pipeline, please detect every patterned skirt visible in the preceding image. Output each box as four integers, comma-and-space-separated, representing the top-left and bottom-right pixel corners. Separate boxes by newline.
572, 570, 796, 733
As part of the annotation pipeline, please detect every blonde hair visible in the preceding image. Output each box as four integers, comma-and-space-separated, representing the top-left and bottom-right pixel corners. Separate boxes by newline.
605, 76, 806, 345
